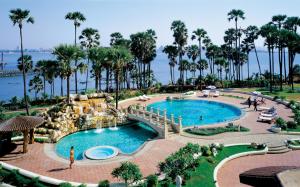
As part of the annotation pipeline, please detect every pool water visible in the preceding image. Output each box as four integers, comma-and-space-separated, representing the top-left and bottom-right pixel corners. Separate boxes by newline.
55, 122, 157, 160
147, 100, 242, 127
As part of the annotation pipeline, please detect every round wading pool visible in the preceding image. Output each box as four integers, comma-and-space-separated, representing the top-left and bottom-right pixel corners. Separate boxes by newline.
147, 99, 243, 127
84, 146, 118, 160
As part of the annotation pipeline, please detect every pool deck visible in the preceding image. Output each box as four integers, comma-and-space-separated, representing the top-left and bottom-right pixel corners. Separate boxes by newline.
1, 91, 299, 185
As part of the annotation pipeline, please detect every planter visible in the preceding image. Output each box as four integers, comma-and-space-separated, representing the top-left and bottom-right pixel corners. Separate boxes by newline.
271, 126, 281, 133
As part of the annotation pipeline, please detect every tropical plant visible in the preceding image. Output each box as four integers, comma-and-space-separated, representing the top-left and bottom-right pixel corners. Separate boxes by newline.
163, 45, 178, 85
109, 47, 133, 109
53, 44, 85, 103
29, 76, 43, 100
65, 11, 86, 93
111, 161, 142, 187
9, 8, 34, 116
79, 27, 100, 91
171, 20, 188, 84
228, 9, 245, 81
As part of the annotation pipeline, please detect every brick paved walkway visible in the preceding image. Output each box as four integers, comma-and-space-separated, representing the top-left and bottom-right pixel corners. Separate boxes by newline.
217, 150, 300, 187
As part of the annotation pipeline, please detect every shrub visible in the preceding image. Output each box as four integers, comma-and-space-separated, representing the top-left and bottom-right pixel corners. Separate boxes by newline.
287, 121, 297, 129
276, 117, 287, 130
59, 182, 73, 187
146, 174, 158, 187
160, 177, 172, 187
289, 100, 296, 107
98, 180, 110, 187
273, 96, 279, 101
111, 161, 142, 186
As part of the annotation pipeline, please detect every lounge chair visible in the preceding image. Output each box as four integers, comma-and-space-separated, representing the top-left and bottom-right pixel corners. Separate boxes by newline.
183, 91, 196, 98
213, 91, 220, 97
203, 90, 210, 97
258, 106, 271, 111
258, 116, 276, 123
206, 85, 216, 90
260, 112, 277, 117
138, 96, 147, 101
142, 95, 151, 100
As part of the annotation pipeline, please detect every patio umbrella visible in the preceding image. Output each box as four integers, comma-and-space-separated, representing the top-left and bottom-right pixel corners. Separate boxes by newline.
0, 116, 44, 153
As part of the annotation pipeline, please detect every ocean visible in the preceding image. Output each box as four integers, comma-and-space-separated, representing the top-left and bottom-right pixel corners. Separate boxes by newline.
0, 51, 299, 101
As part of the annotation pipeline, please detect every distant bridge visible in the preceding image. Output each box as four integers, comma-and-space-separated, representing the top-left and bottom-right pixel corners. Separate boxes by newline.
124, 105, 183, 139
0, 69, 34, 77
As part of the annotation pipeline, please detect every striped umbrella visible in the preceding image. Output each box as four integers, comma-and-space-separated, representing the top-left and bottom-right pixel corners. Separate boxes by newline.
0, 116, 44, 132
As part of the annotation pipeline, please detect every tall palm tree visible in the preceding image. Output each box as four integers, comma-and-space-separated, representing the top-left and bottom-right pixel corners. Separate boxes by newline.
9, 8, 34, 117
65, 11, 86, 94
228, 9, 245, 81
244, 25, 261, 76
171, 20, 188, 85
192, 28, 207, 89
17, 55, 33, 73
9, 8, 34, 146
53, 44, 84, 103
109, 47, 133, 109
260, 23, 278, 93
163, 45, 178, 85
89, 47, 107, 92
79, 28, 100, 91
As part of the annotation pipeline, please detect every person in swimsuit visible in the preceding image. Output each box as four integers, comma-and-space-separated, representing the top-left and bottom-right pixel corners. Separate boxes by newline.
70, 146, 74, 169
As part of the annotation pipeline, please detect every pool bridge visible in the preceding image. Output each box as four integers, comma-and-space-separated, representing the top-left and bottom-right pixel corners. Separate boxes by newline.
124, 105, 183, 139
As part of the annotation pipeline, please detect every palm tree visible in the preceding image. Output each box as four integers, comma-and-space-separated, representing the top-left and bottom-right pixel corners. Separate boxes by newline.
79, 28, 100, 92
260, 23, 278, 93
192, 28, 207, 89
17, 55, 33, 73
244, 25, 261, 76
34, 60, 48, 95
241, 37, 254, 80
89, 47, 108, 92
163, 45, 178, 85
197, 59, 208, 80
65, 11, 86, 94
29, 76, 43, 100
228, 9, 245, 81
53, 44, 84, 103
9, 8, 34, 117
109, 47, 133, 109
171, 20, 188, 85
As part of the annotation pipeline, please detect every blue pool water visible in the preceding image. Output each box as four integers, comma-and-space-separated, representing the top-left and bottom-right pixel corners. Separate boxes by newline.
147, 100, 242, 127
55, 122, 157, 160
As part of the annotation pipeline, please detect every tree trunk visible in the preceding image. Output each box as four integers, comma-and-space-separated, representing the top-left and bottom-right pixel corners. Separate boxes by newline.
253, 43, 262, 76
67, 76, 70, 103
106, 68, 109, 92
74, 25, 78, 94
115, 72, 119, 109
268, 46, 273, 93
85, 58, 90, 92
19, 26, 30, 116
60, 77, 63, 96
283, 48, 287, 83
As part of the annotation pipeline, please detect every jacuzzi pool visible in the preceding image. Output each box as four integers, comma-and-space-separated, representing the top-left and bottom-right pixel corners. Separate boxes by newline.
84, 146, 118, 160
55, 121, 157, 160
147, 99, 243, 127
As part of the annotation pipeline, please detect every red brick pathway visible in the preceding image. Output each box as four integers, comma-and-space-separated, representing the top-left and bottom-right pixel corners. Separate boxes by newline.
217, 150, 300, 187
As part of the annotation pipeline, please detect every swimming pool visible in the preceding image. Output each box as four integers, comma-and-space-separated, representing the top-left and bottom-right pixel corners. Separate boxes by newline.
147, 100, 242, 127
55, 121, 157, 160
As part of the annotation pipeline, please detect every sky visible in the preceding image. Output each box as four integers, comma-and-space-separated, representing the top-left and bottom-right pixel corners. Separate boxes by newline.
0, 0, 300, 49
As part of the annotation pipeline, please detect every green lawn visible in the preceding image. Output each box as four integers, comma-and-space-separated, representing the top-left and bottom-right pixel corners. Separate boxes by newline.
184, 126, 249, 136
235, 84, 300, 101
285, 126, 300, 132
159, 145, 259, 187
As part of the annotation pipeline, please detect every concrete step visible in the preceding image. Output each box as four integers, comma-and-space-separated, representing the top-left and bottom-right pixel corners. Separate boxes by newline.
268, 148, 291, 154
268, 146, 288, 151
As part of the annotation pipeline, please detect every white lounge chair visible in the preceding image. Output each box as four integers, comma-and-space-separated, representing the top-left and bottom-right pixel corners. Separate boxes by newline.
142, 95, 151, 100
203, 90, 210, 97
213, 91, 220, 97
258, 106, 271, 111
138, 96, 147, 101
183, 91, 196, 98
258, 116, 276, 123
260, 112, 277, 117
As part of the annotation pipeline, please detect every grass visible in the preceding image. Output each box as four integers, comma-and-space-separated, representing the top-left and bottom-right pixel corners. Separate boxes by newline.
185, 126, 250, 136
235, 84, 300, 101
159, 145, 259, 187
221, 94, 246, 100
285, 126, 300, 132
2, 109, 39, 120
287, 140, 300, 146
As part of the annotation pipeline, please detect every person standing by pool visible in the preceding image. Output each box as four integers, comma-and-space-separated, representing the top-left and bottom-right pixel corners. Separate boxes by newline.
247, 97, 251, 108
253, 99, 258, 111
69, 146, 74, 169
